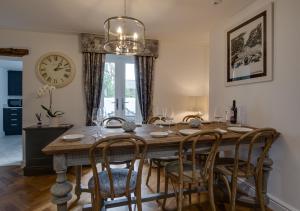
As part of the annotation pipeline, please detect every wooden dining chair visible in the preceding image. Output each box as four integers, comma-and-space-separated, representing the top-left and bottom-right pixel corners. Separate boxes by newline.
146, 117, 178, 194
182, 114, 203, 122
215, 128, 277, 211
102, 116, 126, 126
100, 116, 130, 169
162, 130, 222, 211
88, 134, 148, 211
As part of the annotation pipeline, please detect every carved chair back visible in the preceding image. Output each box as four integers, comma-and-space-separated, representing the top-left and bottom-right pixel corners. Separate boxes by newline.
89, 134, 148, 201
182, 115, 203, 122
232, 128, 277, 178
102, 116, 126, 126
178, 130, 222, 183
147, 116, 166, 124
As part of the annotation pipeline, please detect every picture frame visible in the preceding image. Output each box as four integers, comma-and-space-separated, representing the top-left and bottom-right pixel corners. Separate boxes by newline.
226, 3, 273, 86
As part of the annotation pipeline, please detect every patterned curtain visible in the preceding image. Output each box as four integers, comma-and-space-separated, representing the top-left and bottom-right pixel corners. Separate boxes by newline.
135, 56, 155, 123
83, 52, 105, 126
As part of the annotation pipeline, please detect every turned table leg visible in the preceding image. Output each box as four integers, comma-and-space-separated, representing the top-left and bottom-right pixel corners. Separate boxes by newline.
51, 154, 73, 211
262, 155, 273, 204
75, 165, 82, 200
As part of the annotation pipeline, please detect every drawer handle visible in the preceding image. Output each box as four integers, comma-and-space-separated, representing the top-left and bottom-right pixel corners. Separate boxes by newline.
10, 124, 17, 126
10, 114, 18, 116
10, 119, 18, 121
10, 109, 18, 111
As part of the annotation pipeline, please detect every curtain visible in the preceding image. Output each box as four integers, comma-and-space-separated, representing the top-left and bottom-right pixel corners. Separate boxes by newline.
83, 52, 105, 126
135, 56, 155, 123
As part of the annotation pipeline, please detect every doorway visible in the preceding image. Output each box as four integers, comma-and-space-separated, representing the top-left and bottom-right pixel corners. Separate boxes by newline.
0, 57, 23, 166
101, 54, 142, 123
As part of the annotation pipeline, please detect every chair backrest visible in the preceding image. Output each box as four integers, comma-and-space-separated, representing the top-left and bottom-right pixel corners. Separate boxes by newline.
89, 134, 148, 200
147, 116, 166, 124
178, 130, 222, 183
102, 116, 126, 126
182, 115, 203, 122
233, 128, 277, 177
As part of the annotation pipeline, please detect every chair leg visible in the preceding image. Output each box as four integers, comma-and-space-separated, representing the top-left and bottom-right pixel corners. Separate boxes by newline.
162, 175, 169, 210
208, 173, 216, 211
255, 173, 266, 211
146, 159, 152, 186
127, 194, 133, 211
230, 176, 238, 211
156, 161, 161, 193
178, 183, 183, 211
188, 183, 192, 205
220, 174, 231, 202
136, 187, 143, 211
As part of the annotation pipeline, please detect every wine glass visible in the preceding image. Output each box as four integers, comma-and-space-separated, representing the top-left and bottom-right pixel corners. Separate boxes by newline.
92, 108, 103, 137
156, 107, 163, 128
166, 108, 174, 133
214, 107, 224, 127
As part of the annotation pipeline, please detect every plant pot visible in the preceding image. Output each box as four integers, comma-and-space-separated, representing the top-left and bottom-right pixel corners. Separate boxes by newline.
49, 116, 61, 126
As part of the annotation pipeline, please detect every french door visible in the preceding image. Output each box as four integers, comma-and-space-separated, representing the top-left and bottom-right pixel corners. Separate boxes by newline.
101, 54, 142, 123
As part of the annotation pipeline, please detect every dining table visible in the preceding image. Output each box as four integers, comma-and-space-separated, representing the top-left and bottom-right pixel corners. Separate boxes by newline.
42, 122, 278, 211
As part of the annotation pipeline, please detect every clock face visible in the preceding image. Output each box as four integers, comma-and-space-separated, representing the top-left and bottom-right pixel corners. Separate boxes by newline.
36, 53, 76, 88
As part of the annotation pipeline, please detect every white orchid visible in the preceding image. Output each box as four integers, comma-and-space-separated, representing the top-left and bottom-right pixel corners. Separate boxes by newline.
36, 85, 63, 118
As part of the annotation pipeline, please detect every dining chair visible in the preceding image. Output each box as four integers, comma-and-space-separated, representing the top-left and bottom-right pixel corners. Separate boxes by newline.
88, 134, 148, 211
182, 114, 203, 122
215, 128, 277, 211
102, 116, 126, 126
101, 116, 130, 170
145, 117, 177, 194
162, 130, 222, 211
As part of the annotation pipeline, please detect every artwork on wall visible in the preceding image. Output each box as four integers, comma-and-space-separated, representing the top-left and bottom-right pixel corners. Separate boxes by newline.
226, 3, 273, 86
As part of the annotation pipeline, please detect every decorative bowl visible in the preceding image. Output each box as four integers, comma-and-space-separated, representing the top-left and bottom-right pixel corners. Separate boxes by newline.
122, 121, 136, 132
189, 119, 201, 128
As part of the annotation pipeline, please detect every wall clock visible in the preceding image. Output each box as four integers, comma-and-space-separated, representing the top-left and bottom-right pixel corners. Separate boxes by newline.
36, 52, 76, 88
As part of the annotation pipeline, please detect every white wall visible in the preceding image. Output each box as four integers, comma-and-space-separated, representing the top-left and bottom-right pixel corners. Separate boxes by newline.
154, 37, 209, 121
0, 29, 209, 126
0, 67, 7, 137
209, 0, 300, 209
0, 29, 85, 127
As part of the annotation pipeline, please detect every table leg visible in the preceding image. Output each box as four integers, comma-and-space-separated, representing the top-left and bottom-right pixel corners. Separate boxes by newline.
75, 165, 82, 200
262, 155, 273, 204
50, 154, 73, 211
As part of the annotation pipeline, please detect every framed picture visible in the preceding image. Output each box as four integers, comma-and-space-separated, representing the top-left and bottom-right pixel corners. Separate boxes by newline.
226, 3, 273, 86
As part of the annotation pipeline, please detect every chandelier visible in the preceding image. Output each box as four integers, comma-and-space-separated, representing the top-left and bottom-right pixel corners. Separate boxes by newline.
104, 0, 145, 55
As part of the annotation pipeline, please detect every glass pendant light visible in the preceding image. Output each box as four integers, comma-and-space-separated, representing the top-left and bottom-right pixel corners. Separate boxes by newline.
104, 0, 145, 55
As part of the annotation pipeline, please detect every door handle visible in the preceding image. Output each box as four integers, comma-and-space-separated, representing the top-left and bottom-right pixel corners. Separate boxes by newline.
115, 98, 119, 110
121, 98, 129, 110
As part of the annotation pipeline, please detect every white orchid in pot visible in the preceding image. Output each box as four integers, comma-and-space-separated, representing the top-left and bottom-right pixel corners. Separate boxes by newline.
37, 85, 64, 126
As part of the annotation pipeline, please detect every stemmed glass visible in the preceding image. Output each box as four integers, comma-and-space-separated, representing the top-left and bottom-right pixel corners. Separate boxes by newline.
214, 106, 224, 127
92, 108, 103, 137
166, 108, 174, 133
156, 107, 164, 128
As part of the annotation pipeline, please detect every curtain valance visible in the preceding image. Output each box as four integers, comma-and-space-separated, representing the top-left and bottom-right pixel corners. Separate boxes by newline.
80, 33, 159, 58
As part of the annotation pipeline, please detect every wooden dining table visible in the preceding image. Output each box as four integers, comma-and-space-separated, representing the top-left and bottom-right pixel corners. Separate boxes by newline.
42, 122, 277, 211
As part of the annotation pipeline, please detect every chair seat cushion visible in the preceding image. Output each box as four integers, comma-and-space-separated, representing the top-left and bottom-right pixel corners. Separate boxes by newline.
152, 156, 178, 167
88, 168, 137, 197
215, 163, 255, 177
165, 161, 206, 183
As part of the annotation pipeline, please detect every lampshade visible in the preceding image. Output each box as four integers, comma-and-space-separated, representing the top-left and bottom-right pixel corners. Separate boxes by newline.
104, 16, 145, 55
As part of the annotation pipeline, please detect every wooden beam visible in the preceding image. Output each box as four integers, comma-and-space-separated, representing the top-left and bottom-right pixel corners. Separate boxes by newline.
0, 48, 29, 57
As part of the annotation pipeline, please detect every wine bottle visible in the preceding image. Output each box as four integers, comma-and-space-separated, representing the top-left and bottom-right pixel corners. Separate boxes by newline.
230, 100, 237, 124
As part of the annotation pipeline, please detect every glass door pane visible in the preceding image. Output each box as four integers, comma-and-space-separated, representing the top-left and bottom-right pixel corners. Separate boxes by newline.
102, 62, 116, 117
124, 63, 136, 121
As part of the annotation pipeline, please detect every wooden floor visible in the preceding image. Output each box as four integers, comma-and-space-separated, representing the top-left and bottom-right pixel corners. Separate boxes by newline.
0, 164, 270, 211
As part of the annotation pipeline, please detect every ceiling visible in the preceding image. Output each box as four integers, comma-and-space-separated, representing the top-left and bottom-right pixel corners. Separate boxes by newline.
0, 0, 254, 41
0, 59, 23, 71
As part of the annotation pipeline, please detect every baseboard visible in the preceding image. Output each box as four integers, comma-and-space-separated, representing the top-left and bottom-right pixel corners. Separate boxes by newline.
238, 179, 299, 211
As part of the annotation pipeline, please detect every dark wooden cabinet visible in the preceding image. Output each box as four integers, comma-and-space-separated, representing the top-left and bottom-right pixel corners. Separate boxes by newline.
23, 124, 73, 176
3, 108, 22, 135
8, 70, 22, 96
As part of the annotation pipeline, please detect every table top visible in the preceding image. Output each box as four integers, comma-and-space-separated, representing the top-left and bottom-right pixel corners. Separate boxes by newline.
42, 122, 258, 155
